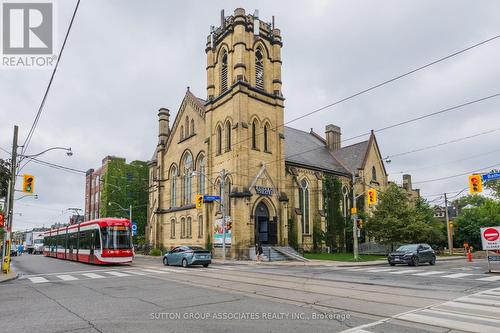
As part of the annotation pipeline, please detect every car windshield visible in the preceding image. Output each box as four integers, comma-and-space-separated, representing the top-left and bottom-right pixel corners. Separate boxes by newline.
101, 226, 131, 250
189, 246, 206, 251
396, 245, 419, 252
34, 239, 43, 244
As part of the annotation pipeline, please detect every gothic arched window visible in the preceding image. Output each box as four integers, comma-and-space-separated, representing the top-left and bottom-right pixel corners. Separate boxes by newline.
170, 165, 178, 207
255, 48, 264, 90
225, 121, 231, 151
181, 217, 186, 238
221, 51, 228, 93
191, 119, 195, 135
216, 125, 222, 154
263, 123, 269, 152
372, 166, 377, 181
252, 120, 258, 149
180, 126, 184, 140
187, 217, 192, 238
197, 154, 205, 194
182, 152, 193, 205
299, 179, 310, 234
170, 218, 176, 239
198, 215, 203, 238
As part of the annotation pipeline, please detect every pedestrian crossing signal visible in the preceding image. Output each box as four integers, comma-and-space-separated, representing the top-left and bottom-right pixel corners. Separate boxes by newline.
23, 174, 34, 193
468, 174, 482, 194
367, 188, 377, 205
195, 194, 203, 209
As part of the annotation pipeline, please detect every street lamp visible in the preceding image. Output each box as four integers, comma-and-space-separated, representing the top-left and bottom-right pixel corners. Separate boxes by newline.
14, 194, 38, 201
19, 147, 73, 161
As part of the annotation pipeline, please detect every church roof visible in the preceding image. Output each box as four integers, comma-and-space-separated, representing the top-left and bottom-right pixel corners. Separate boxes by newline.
284, 126, 349, 174
331, 140, 370, 173
284, 126, 372, 176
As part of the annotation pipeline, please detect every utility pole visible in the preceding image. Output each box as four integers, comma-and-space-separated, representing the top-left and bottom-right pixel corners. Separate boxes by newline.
220, 169, 227, 263
352, 173, 359, 261
2, 125, 18, 273
129, 204, 132, 222
444, 192, 453, 255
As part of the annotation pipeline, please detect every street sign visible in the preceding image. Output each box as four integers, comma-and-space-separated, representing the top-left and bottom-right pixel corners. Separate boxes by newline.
131, 221, 138, 237
488, 256, 500, 261
483, 171, 500, 182
203, 195, 220, 202
480, 226, 500, 250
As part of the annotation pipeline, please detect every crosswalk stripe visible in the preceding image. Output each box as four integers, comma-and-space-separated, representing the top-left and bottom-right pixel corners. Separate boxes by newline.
347, 267, 379, 271
388, 269, 421, 274
399, 310, 500, 333
457, 295, 500, 307
361, 268, 395, 272
141, 269, 169, 274
160, 267, 187, 273
28, 277, 49, 283
441, 273, 474, 279
57, 275, 79, 281
438, 301, 500, 314
412, 271, 446, 276
81, 273, 105, 279
476, 275, 500, 282
104, 271, 131, 277
124, 270, 147, 275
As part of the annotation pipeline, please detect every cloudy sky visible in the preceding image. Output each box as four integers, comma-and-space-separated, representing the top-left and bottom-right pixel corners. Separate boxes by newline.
1, 0, 499, 231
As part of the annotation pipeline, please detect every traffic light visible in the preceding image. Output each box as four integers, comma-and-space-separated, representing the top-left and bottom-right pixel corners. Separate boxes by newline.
468, 174, 482, 194
367, 188, 377, 205
23, 174, 34, 193
0, 212, 4, 228
195, 194, 203, 209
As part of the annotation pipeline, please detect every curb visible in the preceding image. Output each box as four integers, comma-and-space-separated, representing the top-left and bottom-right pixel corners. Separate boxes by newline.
0, 272, 19, 284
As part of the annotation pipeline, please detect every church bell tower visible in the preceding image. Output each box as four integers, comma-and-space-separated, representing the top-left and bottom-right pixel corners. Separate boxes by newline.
204, 9, 287, 258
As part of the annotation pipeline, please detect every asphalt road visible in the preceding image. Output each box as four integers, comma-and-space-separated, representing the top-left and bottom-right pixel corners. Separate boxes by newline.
2, 254, 500, 333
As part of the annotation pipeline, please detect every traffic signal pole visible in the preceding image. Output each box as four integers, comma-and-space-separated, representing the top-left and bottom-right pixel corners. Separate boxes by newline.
444, 192, 453, 255
352, 173, 359, 261
2, 125, 18, 274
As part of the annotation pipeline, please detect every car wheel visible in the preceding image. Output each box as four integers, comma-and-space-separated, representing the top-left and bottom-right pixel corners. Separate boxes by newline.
163, 257, 169, 266
411, 256, 419, 266
429, 257, 436, 265
182, 259, 188, 268
203, 264, 209, 268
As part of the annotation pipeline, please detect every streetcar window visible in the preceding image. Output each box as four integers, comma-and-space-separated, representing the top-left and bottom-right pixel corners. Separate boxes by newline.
101, 226, 131, 249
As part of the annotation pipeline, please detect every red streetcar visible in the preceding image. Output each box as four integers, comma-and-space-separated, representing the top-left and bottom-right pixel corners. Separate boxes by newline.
43, 218, 134, 264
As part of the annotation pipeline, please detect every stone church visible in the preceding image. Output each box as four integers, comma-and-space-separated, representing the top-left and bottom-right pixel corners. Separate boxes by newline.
147, 9, 388, 258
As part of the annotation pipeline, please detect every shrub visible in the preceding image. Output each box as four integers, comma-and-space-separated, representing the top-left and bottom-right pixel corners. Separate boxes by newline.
149, 248, 162, 256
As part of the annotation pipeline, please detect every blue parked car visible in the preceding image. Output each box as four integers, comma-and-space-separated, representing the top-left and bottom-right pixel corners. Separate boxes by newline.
163, 246, 211, 268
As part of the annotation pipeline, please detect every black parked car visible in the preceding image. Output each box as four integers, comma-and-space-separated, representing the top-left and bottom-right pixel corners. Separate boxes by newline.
388, 244, 436, 266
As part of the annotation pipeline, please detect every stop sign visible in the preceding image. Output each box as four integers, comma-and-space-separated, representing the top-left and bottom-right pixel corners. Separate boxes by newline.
484, 228, 500, 242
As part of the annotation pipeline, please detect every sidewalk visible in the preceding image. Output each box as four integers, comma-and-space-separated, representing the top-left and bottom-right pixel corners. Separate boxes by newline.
0, 270, 18, 283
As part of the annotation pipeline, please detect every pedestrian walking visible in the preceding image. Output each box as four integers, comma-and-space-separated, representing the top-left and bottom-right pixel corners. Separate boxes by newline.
17, 243, 24, 256
256, 242, 263, 263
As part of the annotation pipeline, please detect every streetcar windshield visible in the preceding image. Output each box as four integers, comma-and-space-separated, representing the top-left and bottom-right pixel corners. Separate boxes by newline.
101, 226, 131, 249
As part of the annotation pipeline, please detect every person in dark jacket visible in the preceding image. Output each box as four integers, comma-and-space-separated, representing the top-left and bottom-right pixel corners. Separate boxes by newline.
256, 243, 263, 262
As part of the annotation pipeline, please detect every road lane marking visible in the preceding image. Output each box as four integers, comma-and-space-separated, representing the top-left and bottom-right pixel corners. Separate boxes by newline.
441, 273, 474, 279
388, 269, 421, 274
141, 269, 169, 274
57, 275, 79, 281
81, 273, 105, 279
28, 277, 49, 283
363, 268, 397, 273
104, 271, 132, 277
412, 271, 446, 276
476, 275, 500, 282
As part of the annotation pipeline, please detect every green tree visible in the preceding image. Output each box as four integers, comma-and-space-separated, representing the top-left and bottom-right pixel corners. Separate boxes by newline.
367, 184, 444, 249
0, 158, 10, 199
323, 175, 345, 252
454, 198, 500, 249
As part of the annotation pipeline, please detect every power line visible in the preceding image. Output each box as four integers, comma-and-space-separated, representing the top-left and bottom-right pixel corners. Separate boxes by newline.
385, 127, 500, 159
390, 148, 500, 174
201, 33, 500, 161
20, 0, 81, 156
413, 162, 500, 184
342, 92, 500, 143
30, 157, 86, 175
